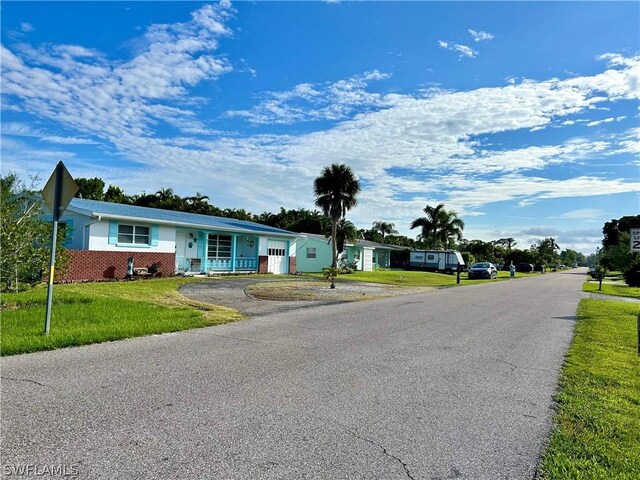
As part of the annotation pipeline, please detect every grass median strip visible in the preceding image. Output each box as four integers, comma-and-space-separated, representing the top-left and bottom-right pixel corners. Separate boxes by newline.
583, 281, 640, 299
539, 298, 640, 479
1, 278, 243, 356
304, 269, 532, 286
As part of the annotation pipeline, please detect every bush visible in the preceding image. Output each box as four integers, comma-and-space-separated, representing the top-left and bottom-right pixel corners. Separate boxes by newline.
624, 259, 640, 287
337, 258, 358, 274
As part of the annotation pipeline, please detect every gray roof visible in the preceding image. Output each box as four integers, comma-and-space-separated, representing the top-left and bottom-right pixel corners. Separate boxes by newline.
67, 198, 298, 237
300, 232, 407, 250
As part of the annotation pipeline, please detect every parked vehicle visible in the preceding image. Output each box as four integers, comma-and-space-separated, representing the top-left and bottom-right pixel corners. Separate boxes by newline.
405, 250, 465, 273
467, 262, 498, 279
515, 263, 534, 273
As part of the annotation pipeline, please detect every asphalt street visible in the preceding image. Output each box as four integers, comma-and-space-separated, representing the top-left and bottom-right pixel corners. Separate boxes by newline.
1, 270, 585, 479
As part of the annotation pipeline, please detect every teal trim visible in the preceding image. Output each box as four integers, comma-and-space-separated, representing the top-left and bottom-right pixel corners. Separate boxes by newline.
231, 234, 237, 273
198, 231, 207, 266
63, 218, 74, 246
108, 220, 118, 244
150, 224, 159, 246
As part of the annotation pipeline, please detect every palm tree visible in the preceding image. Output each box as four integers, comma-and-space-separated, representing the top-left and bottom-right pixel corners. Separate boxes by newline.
185, 192, 210, 214
410, 203, 445, 248
372, 221, 398, 242
334, 219, 359, 255
496, 237, 517, 251
437, 208, 465, 249
314, 164, 361, 280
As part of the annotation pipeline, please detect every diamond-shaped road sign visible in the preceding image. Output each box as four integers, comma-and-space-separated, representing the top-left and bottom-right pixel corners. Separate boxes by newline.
42, 161, 79, 220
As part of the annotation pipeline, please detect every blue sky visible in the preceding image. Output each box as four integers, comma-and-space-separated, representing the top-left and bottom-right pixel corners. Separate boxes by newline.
2, 1, 638, 254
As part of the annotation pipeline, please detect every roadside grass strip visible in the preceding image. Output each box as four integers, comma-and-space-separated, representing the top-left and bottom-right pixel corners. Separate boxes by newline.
303, 269, 524, 286
583, 281, 640, 299
1, 278, 243, 356
540, 298, 640, 479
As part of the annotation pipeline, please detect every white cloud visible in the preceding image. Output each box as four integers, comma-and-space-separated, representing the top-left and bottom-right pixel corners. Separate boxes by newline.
468, 29, 494, 42
41, 136, 98, 145
586, 115, 626, 127
438, 40, 478, 58
1, 4, 637, 256
556, 208, 606, 219
21, 22, 34, 33
226, 70, 393, 124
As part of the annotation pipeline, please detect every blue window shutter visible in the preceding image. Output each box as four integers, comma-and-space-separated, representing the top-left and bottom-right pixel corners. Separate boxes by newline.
150, 225, 159, 246
108, 220, 118, 244
63, 219, 74, 246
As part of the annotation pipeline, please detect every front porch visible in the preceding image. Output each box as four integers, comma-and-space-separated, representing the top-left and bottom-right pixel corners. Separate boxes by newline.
175, 229, 259, 274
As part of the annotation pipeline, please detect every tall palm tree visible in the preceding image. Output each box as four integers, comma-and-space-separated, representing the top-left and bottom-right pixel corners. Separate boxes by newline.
410, 203, 445, 248
437, 208, 465, 249
372, 221, 399, 242
314, 164, 361, 272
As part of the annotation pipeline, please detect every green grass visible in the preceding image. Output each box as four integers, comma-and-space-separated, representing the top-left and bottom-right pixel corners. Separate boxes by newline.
304, 269, 526, 286
1, 278, 243, 356
539, 299, 640, 479
583, 281, 640, 299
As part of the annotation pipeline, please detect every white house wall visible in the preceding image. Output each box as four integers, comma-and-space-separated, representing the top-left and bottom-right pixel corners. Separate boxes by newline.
258, 237, 297, 257
88, 220, 175, 252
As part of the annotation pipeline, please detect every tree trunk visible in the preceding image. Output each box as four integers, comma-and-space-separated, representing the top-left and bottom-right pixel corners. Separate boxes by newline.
331, 220, 338, 268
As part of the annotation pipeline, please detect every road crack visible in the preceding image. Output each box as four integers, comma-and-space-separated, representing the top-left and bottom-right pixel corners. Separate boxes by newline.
349, 429, 415, 480
210, 333, 315, 350
1, 376, 48, 387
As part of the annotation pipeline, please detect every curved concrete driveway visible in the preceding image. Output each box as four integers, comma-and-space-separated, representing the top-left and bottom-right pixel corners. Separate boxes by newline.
180, 276, 337, 317
180, 276, 426, 317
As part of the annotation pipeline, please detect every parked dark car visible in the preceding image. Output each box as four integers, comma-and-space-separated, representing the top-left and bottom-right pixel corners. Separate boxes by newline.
468, 262, 498, 279
515, 263, 534, 273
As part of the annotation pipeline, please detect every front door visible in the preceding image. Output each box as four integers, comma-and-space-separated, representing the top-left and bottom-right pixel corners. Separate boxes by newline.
267, 240, 288, 274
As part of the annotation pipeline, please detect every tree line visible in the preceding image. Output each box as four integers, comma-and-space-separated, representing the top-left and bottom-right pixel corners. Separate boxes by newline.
596, 215, 640, 286
74, 175, 586, 270
4, 165, 619, 292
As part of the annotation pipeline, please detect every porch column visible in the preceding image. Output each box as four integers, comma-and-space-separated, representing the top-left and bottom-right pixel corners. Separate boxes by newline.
231, 234, 237, 273
198, 231, 207, 272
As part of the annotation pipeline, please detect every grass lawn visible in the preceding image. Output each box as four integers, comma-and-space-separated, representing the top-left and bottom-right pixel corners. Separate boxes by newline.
583, 281, 640, 299
1, 277, 243, 356
304, 269, 529, 286
539, 298, 640, 479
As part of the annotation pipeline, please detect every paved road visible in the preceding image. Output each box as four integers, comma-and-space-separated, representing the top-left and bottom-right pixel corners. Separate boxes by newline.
1, 270, 584, 479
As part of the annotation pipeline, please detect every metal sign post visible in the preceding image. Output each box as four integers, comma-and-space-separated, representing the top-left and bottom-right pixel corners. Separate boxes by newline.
42, 161, 79, 334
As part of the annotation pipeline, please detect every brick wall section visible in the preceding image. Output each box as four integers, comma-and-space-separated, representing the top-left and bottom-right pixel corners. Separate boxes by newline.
60, 250, 175, 282
288, 257, 297, 274
258, 256, 268, 274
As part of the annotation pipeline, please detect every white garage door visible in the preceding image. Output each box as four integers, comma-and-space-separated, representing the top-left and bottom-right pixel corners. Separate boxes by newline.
267, 240, 288, 274
362, 249, 373, 272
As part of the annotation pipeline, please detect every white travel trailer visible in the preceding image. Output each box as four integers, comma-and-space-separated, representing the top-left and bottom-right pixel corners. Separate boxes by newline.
406, 250, 465, 273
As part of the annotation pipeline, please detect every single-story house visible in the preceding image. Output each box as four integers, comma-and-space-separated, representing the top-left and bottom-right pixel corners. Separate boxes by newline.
295, 232, 406, 273
55, 198, 300, 281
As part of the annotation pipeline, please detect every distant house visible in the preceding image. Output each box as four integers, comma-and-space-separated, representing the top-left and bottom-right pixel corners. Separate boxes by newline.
295, 232, 406, 273
55, 198, 299, 281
